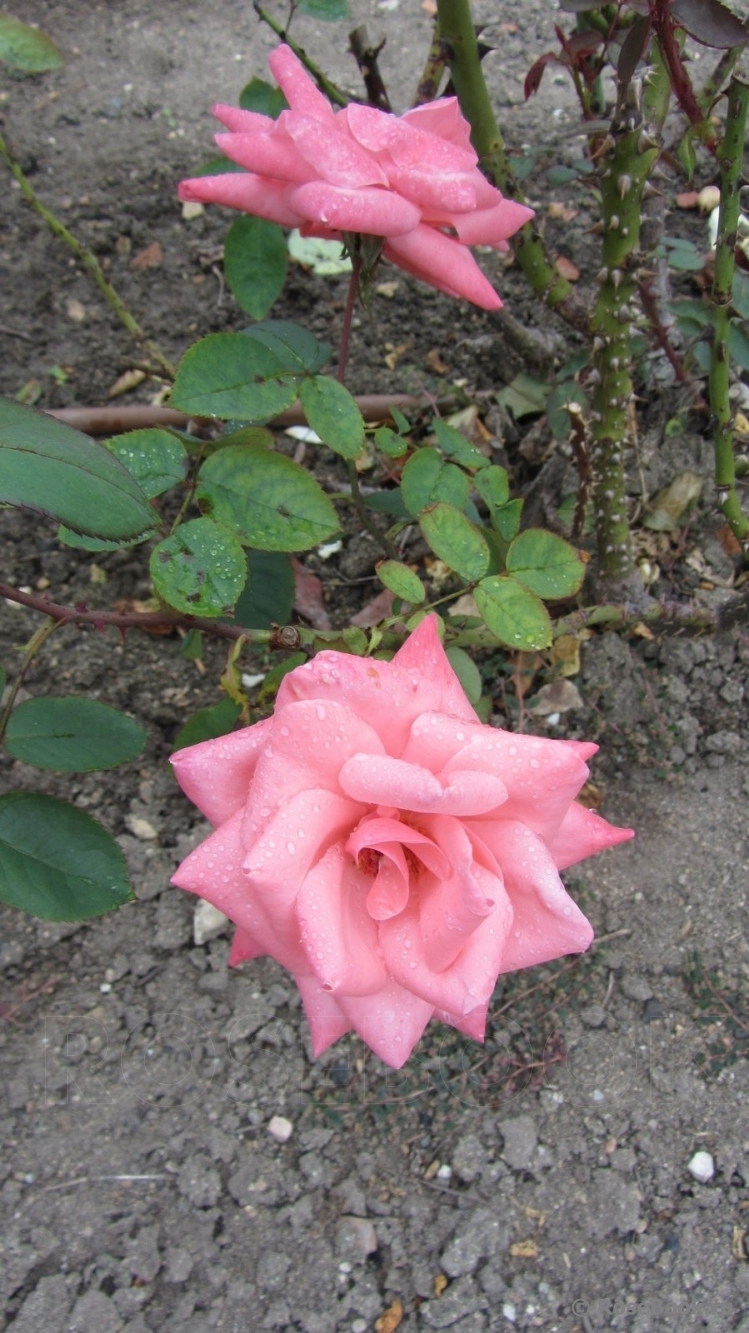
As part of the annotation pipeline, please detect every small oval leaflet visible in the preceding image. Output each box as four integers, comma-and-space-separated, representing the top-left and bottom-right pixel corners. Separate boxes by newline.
150, 517, 247, 616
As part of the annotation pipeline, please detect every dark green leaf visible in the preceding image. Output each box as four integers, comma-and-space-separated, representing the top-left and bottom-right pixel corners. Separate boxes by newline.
5, 698, 147, 772
57, 526, 148, 552
224, 216, 287, 320
0, 792, 133, 921
296, 0, 349, 17
419, 504, 490, 582
150, 517, 247, 615
181, 629, 204, 661
401, 448, 470, 518
390, 408, 411, 435
192, 154, 245, 178
257, 653, 307, 707
0, 14, 63, 72
432, 418, 489, 470
376, 560, 425, 603
506, 528, 585, 599
239, 76, 288, 117
170, 333, 298, 421
105, 428, 188, 498
197, 446, 339, 550
234, 550, 295, 628
546, 383, 588, 441
172, 699, 242, 752
0, 398, 156, 540
445, 646, 482, 706
729, 320, 749, 370
213, 425, 275, 451
733, 271, 749, 320
671, 0, 748, 48
299, 377, 365, 458
474, 575, 552, 650
364, 489, 409, 518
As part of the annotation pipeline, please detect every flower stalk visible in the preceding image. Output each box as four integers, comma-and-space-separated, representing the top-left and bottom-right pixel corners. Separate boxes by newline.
588, 111, 658, 589
709, 75, 749, 549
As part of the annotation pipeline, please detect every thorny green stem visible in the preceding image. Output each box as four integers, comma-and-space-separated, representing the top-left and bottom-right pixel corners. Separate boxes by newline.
0, 132, 176, 380
0, 618, 61, 745
709, 76, 749, 550
435, 0, 588, 333
337, 254, 362, 386
588, 108, 658, 590
254, 3, 350, 106
698, 46, 744, 117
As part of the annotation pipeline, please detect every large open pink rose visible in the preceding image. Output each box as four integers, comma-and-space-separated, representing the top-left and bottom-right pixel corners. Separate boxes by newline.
179, 44, 534, 310
172, 618, 633, 1068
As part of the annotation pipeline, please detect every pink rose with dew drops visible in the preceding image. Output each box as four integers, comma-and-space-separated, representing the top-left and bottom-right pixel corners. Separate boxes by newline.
171, 618, 633, 1069
178, 44, 534, 310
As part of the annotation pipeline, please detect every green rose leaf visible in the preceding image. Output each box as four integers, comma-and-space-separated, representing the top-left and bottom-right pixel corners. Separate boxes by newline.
197, 446, 339, 551
432, 418, 489, 471
224, 216, 288, 320
0, 14, 63, 72
376, 560, 426, 603
445, 645, 483, 706
299, 376, 365, 459
150, 517, 247, 615
419, 504, 490, 582
474, 464, 510, 511
374, 426, 408, 458
0, 793, 133, 921
401, 448, 470, 518
296, 0, 349, 19
493, 498, 523, 542
170, 333, 298, 421
239, 76, 288, 117
105, 428, 188, 498
243, 321, 331, 374
506, 528, 585, 599
474, 575, 552, 650
234, 550, 295, 628
172, 699, 243, 752
5, 698, 147, 772
0, 398, 156, 540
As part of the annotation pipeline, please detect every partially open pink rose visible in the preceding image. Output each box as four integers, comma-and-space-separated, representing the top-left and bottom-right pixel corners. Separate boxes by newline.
179, 44, 534, 310
172, 618, 633, 1068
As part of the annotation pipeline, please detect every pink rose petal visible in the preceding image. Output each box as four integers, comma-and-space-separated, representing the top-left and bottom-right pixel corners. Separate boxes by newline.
296, 844, 389, 995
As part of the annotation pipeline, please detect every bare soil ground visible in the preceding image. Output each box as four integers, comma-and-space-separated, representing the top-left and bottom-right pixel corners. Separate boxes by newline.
1, 4, 749, 1332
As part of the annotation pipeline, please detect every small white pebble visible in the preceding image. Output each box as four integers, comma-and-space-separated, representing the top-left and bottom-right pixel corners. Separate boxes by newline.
193, 900, 229, 946
181, 200, 204, 220
436, 1163, 452, 1181
688, 1150, 714, 1184
592, 1089, 605, 1102
125, 814, 158, 841
351, 1321, 367, 1333
99, 982, 112, 994
502, 1302, 517, 1323
241, 672, 266, 689
267, 1115, 293, 1143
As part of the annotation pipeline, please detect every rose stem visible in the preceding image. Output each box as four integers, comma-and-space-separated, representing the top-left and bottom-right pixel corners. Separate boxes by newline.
0, 132, 176, 379
435, 0, 587, 332
709, 75, 749, 551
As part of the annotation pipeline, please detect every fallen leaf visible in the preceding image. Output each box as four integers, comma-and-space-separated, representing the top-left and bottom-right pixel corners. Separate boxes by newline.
550, 634, 580, 677
449, 592, 480, 618
426, 348, 449, 375
16, 378, 42, 405
578, 780, 603, 810
350, 587, 394, 627
66, 298, 86, 322
675, 190, 699, 208
644, 471, 703, 531
108, 368, 147, 398
548, 201, 578, 222
716, 523, 742, 556
385, 341, 409, 370
524, 1206, 547, 1225
555, 254, 580, 281
528, 679, 583, 716
433, 1273, 448, 1296
376, 1297, 404, 1333
130, 241, 163, 271
291, 557, 331, 629
732, 1227, 748, 1261
510, 1239, 539, 1258
511, 651, 543, 700
288, 229, 351, 275
631, 621, 655, 639
116, 235, 132, 256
